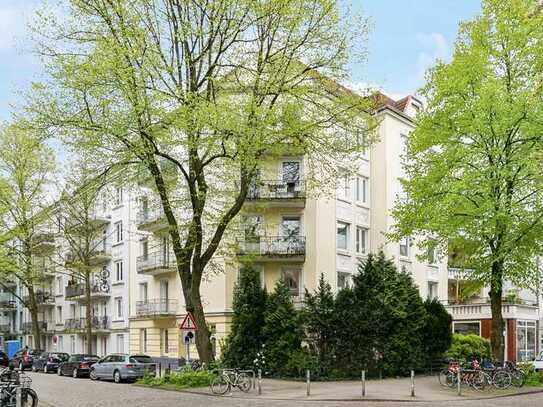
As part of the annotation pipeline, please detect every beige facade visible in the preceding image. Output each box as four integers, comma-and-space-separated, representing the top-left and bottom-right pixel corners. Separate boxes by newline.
127, 93, 450, 363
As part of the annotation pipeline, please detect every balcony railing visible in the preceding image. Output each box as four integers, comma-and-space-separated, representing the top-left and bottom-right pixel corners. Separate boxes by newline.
22, 321, 48, 334
64, 316, 110, 331
137, 250, 177, 275
65, 282, 110, 299
0, 324, 12, 333
136, 203, 166, 228
23, 289, 54, 305
32, 231, 56, 252
136, 299, 177, 317
0, 293, 16, 310
237, 236, 306, 258
247, 180, 305, 200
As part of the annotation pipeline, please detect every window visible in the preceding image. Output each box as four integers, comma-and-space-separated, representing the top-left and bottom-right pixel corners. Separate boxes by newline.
70, 335, 76, 354
336, 221, 350, 250
115, 297, 123, 318
142, 239, 149, 259
453, 322, 480, 336
337, 175, 350, 200
160, 280, 169, 302
139, 329, 147, 353
399, 237, 410, 257
56, 276, 63, 295
58, 336, 63, 352
517, 320, 537, 362
282, 161, 301, 182
56, 306, 62, 323
114, 260, 123, 282
282, 268, 301, 297
139, 283, 148, 302
161, 329, 169, 355
115, 221, 123, 243
337, 272, 350, 290
115, 186, 123, 206
69, 304, 76, 318
427, 244, 437, 264
116, 334, 124, 353
356, 176, 369, 204
356, 226, 368, 255
281, 216, 301, 237
427, 282, 438, 299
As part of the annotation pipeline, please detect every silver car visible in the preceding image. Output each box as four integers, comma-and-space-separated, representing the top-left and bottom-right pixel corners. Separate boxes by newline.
89, 354, 156, 383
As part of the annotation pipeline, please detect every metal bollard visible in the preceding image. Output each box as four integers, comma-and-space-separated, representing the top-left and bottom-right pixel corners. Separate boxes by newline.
306, 369, 310, 397
252, 370, 256, 390
258, 369, 262, 395
457, 368, 461, 396
361, 370, 366, 397
410, 370, 415, 397
16, 386, 21, 407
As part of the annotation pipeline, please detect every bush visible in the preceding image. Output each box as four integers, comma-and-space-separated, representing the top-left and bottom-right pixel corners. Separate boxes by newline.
422, 298, 452, 365
517, 361, 543, 386
137, 370, 216, 388
445, 334, 491, 362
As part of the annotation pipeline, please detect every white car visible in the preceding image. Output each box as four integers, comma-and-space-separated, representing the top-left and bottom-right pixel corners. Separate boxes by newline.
531, 352, 543, 371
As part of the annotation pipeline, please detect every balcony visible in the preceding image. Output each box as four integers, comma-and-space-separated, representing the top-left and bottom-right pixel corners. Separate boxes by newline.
65, 282, 111, 301
32, 231, 56, 254
66, 246, 112, 267
67, 209, 111, 233
0, 293, 16, 311
243, 180, 306, 208
237, 236, 306, 262
64, 316, 110, 332
136, 203, 168, 233
0, 324, 12, 334
448, 267, 475, 280
136, 299, 178, 318
137, 250, 176, 276
445, 302, 539, 321
22, 321, 48, 334
23, 289, 54, 307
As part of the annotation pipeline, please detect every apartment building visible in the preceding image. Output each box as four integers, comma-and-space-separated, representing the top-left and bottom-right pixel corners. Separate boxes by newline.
127, 92, 449, 365
17, 186, 133, 356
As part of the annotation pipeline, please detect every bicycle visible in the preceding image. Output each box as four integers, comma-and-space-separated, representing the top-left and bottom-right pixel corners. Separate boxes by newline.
439, 360, 485, 391
210, 369, 252, 395
502, 361, 526, 388
0, 366, 38, 407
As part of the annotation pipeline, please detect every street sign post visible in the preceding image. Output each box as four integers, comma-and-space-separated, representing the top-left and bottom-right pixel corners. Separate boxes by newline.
179, 313, 198, 363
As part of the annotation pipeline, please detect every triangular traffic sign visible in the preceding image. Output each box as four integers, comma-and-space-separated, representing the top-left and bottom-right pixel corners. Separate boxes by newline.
179, 312, 198, 330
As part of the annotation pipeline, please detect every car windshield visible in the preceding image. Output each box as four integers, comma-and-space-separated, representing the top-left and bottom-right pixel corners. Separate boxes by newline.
82, 355, 99, 362
129, 356, 153, 364
51, 353, 69, 361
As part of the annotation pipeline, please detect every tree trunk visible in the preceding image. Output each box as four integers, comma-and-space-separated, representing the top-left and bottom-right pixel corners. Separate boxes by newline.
490, 261, 505, 362
27, 293, 42, 350
185, 287, 214, 364
85, 274, 93, 355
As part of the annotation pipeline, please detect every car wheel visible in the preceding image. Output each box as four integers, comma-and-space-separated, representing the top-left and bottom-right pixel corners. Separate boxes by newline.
19, 362, 24, 371
72, 368, 78, 379
113, 370, 122, 384
43, 365, 48, 374
90, 368, 98, 381
57, 367, 63, 376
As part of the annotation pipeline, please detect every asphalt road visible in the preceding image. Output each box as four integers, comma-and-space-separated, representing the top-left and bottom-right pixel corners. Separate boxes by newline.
26, 371, 543, 407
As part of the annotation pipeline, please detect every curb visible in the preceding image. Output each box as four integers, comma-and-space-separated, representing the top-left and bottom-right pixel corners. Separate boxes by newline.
133, 383, 543, 403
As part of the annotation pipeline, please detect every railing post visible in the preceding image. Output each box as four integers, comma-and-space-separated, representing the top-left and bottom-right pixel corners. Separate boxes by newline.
457, 368, 461, 396
258, 369, 262, 395
361, 370, 366, 397
410, 369, 415, 397
306, 369, 310, 397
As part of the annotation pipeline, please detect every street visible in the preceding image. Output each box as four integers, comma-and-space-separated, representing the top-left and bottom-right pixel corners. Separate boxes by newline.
27, 372, 543, 407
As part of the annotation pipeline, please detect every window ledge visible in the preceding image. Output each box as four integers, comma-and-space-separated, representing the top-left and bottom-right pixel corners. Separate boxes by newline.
112, 319, 125, 323
337, 249, 351, 257
113, 204, 123, 210
112, 241, 124, 247
399, 256, 412, 262
355, 202, 370, 210
336, 197, 352, 204
112, 281, 125, 286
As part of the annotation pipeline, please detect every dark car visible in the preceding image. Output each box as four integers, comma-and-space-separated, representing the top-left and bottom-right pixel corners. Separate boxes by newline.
58, 354, 100, 378
32, 352, 69, 373
0, 351, 8, 367
11, 349, 43, 371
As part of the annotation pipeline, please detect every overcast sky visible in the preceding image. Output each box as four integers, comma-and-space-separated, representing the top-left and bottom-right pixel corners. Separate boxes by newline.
0, 0, 482, 120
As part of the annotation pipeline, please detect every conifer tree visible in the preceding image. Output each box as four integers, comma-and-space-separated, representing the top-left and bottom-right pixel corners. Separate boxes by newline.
222, 266, 267, 369
422, 298, 452, 365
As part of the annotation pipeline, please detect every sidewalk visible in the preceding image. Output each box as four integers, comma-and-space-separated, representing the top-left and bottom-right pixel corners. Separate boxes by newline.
184, 375, 543, 402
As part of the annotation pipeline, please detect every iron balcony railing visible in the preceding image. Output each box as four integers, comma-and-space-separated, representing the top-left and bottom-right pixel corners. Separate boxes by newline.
136, 202, 166, 226
22, 321, 48, 333
65, 282, 110, 299
64, 316, 110, 331
237, 235, 306, 257
0, 293, 16, 309
247, 179, 305, 200
136, 299, 178, 317
0, 324, 11, 333
137, 250, 177, 273
22, 289, 54, 305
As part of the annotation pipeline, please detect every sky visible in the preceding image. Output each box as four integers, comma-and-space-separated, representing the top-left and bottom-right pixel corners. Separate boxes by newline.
0, 0, 482, 121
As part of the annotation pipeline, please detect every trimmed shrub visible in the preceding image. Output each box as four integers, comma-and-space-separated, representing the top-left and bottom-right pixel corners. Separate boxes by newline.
422, 298, 452, 365
446, 334, 491, 362
137, 370, 215, 388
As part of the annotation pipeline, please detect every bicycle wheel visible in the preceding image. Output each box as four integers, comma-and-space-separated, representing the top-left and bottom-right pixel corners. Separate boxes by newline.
22, 388, 38, 407
210, 374, 230, 395
493, 370, 512, 389
237, 373, 252, 393
471, 371, 486, 391
511, 370, 526, 388
438, 369, 450, 387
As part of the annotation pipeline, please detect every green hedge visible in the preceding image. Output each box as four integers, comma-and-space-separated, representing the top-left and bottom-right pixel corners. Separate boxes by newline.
445, 334, 491, 362
137, 370, 216, 389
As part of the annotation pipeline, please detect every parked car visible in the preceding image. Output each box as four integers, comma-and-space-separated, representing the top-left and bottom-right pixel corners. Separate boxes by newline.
90, 354, 156, 383
32, 352, 69, 373
0, 351, 9, 367
532, 352, 543, 371
11, 349, 43, 371
58, 354, 100, 378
